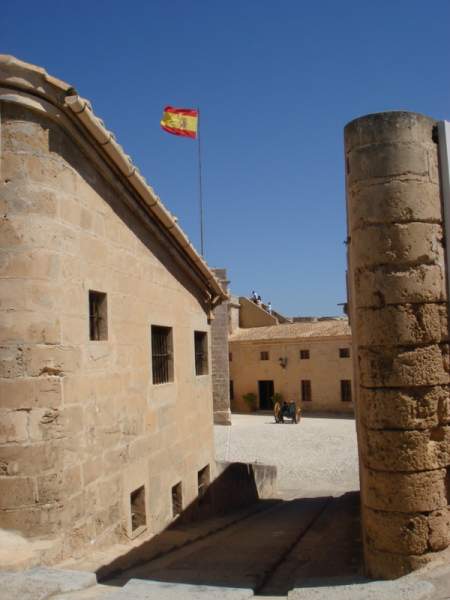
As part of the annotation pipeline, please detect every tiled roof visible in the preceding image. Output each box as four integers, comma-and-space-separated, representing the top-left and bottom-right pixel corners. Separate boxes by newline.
229, 319, 351, 341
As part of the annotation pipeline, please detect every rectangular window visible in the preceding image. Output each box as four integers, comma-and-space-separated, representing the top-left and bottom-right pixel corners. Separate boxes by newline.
230, 380, 234, 400
301, 380, 312, 402
300, 349, 310, 360
151, 325, 173, 384
260, 351, 269, 360
130, 485, 146, 532
89, 290, 108, 340
171, 482, 183, 517
194, 331, 208, 375
229, 352, 232, 362
198, 465, 210, 499
341, 380, 352, 402
339, 348, 350, 358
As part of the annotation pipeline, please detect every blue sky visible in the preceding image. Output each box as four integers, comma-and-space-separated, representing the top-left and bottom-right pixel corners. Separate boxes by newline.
3, 1, 450, 316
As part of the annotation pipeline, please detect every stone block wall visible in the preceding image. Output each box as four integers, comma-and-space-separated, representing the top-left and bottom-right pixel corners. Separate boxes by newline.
345, 112, 450, 578
0, 99, 216, 561
211, 269, 231, 425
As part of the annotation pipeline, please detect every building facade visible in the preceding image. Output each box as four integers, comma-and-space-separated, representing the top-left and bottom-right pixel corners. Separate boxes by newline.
229, 319, 353, 414
0, 56, 227, 563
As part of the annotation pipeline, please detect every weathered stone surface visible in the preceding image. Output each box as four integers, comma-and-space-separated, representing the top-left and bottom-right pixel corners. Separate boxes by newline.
355, 304, 448, 347
0, 409, 28, 443
364, 544, 439, 580
365, 507, 450, 555
348, 180, 441, 229
351, 222, 444, 271
359, 344, 450, 388
359, 387, 449, 431
360, 426, 450, 471
354, 264, 445, 308
347, 142, 430, 185
0, 476, 36, 509
362, 467, 447, 513
345, 111, 436, 152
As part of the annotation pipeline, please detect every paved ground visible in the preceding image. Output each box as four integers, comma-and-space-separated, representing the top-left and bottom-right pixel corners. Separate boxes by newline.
214, 413, 359, 498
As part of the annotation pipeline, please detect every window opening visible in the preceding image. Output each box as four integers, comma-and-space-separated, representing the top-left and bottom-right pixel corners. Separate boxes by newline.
151, 325, 173, 384
260, 351, 269, 360
130, 485, 146, 532
300, 349, 310, 359
339, 348, 350, 358
194, 331, 208, 375
172, 482, 183, 517
230, 380, 234, 400
89, 290, 107, 340
198, 465, 210, 499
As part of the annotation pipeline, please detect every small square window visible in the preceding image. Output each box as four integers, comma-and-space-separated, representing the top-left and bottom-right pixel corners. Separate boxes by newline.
89, 290, 108, 341
194, 331, 208, 375
341, 380, 352, 402
300, 349, 310, 360
260, 351, 269, 361
151, 325, 174, 384
301, 380, 312, 402
339, 348, 350, 358
172, 482, 183, 517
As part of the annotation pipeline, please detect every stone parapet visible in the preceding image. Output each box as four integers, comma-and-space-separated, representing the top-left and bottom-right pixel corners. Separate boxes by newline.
345, 111, 450, 578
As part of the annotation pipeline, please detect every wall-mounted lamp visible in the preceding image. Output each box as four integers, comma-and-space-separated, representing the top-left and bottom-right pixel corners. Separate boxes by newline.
278, 357, 288, 369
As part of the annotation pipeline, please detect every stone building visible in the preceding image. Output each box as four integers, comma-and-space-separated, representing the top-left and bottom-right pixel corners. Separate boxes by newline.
0, 56, 227, 563
229, 318, 353, 414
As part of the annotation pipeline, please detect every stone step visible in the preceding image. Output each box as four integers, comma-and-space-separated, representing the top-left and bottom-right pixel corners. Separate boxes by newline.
104, 579, 253, 599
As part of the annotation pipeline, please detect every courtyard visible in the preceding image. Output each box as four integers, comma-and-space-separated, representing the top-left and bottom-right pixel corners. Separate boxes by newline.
214, 413, 359, 499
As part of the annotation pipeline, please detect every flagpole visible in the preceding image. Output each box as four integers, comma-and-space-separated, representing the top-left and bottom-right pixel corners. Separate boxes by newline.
197, 107, 205, 257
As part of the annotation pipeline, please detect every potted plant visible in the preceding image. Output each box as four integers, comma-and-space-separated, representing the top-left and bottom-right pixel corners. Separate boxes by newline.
242, 392, 257, 412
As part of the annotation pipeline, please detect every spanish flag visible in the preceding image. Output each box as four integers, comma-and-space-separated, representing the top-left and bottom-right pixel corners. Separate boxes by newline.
161, 106, 198, 139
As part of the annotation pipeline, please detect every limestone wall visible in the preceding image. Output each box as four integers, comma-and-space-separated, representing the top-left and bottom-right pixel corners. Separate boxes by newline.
229, 337, 353, 413
211, 269, 231, 425
345, 112, 450, 578
0, 99, 215, 561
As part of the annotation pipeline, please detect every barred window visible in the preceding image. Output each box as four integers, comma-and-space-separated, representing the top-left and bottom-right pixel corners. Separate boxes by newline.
89, 290, 107, 340
260, 351, 269, 360
341, 380, 352, 402
339, 348, 350, 358
300, 349, 310, 359
151, 325, 173, 384
194, 331, 208, 375
301, 380, 312, 402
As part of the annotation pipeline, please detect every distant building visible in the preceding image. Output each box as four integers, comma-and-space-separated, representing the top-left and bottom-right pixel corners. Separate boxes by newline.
229, 316, 353, 414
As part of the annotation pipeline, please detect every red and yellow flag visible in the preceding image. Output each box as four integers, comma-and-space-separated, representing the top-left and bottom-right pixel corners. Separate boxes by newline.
160, 106, 198, 139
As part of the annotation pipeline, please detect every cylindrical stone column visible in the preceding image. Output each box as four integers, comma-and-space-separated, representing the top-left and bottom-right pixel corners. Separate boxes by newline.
345, 112, 450, 579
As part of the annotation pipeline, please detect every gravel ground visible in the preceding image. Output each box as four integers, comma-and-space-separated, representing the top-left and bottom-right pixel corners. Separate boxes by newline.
214, 413, 359, 498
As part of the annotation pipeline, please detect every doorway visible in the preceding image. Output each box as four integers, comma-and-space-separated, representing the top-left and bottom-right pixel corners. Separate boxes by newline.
258, 380, 274, 410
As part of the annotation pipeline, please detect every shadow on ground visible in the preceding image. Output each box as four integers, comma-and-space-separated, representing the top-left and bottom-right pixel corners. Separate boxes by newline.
100, 491, 363, 597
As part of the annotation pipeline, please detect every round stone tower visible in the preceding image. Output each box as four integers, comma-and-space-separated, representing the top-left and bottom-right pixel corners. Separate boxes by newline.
345, 112, 450, 578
